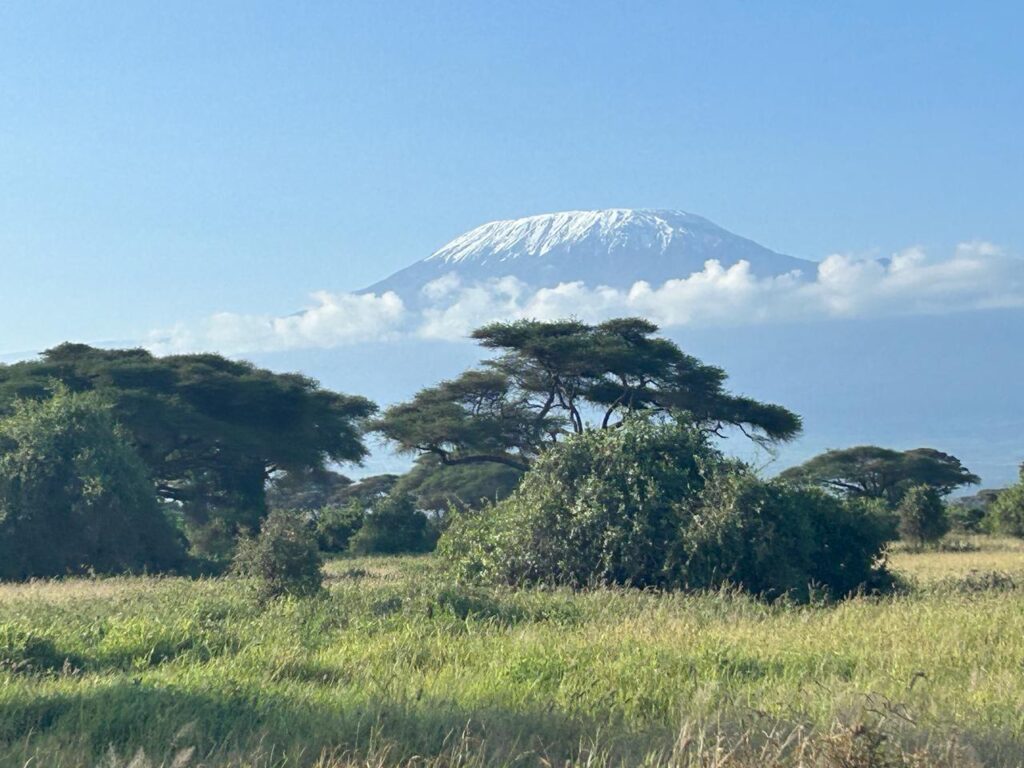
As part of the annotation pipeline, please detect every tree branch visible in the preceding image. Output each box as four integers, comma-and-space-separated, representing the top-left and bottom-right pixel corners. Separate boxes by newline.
436, 450, 530, 472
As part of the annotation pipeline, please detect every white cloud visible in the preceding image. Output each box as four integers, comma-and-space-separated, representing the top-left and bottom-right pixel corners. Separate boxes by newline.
418, 275, 530, 339
806, 241, 1024, 317
148, 290, 406, 354
420, 272, 463, 301
149, 242, 1024, 353
412, 241, 1024, 339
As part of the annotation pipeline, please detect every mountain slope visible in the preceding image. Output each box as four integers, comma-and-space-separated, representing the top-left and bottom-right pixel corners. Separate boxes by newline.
365, 209, 813, 300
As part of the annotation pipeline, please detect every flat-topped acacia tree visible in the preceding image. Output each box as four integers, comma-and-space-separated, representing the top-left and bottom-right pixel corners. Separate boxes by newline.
374, 317, 802, 472
0, 344, 376, 546
780, 446, 980, 506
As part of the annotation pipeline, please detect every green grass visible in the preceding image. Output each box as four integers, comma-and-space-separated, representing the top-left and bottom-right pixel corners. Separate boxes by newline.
1, 546, 1024, 767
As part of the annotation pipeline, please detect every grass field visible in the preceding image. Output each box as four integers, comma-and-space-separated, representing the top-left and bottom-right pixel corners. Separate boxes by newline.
2, 540, 1024, 767
889, 536, 1024, 583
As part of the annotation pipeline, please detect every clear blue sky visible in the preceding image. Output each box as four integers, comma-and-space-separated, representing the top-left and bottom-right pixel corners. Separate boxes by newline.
1, 1, 1022, 354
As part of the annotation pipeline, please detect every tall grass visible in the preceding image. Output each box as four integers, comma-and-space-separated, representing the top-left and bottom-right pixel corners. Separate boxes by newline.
889, 535, 1024, 583
1, 549, 1023, 766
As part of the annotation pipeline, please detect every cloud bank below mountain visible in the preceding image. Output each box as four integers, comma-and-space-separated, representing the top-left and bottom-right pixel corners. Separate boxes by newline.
149, 242, 1024, 355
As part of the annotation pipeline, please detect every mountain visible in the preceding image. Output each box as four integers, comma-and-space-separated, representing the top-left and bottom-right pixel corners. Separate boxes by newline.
364, 209, 813, 300
244, 208, 1021, 490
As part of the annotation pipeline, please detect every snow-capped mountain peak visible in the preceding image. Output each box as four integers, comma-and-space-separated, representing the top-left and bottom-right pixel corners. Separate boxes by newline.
364, 208, 811, 299
426, 209, 693, 265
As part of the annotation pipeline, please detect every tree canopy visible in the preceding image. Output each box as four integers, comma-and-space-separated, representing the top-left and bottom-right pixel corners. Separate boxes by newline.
374, 318, 801, 471
266, 467, 355, 512
0, 344, 376, 543
780, 446, 979, 505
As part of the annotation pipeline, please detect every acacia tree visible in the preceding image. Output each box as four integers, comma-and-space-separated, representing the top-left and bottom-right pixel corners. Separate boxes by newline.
780, 446, 979, 506
374, 318, 802, 471
267, 467, 354, 512
0, 344, 376, 547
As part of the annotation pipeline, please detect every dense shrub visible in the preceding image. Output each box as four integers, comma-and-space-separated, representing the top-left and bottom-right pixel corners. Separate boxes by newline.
947, 503, 988, 534
440, 419, 713, 588
232, 509, 323, 599
440, 419, 891, 600
677, 470, 893, 600
0, 388, 186, 580
180, 515, 239, 563
897, 485, 950, 547
989, 465, 1024, 538
846, 496, 900, 541
313, 501, 364, 552
348, 493, 436, 555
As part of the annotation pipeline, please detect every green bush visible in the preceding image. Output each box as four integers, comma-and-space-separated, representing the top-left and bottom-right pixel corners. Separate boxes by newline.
897, 484, 950, 547
182, 515, 241, 563
989, 465, 1024, 538
440, 419, 891, 600
232, 510, 323, 599
440, 419, 713, 588
0, 388, 186, 580
348, 493, 436, 555
846, 496, 900, 541
947, 503, 987, 534
313, 501, 364, 553
677, 469, 893, 600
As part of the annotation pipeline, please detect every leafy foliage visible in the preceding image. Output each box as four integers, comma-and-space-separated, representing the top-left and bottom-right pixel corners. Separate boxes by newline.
947, 504, 988, 534
266, 468, 354, 512
780, 446, 979, 506
392, 454, 522, 514
0, 388, 186, 579
374, 368, 542, 472
897, 485, 950, 547
0, 344, 376, 553
332, 473, 400, 507
313, 501, 364, 553
348, 493, 437, 555
441, 419, 890, 600
845, 496, 901, 542
375, 318, 801, 471
990, 464, 1024, 538
439, 419, 713, 588
680, 471, 894, 600
232, 509, 322, 599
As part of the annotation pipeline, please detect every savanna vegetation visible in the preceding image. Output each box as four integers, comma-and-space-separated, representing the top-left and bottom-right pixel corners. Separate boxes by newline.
0, 344, 375, 561
3, 549, 1024, 767
2, 318, 1023, 766
373, 318, 802, 473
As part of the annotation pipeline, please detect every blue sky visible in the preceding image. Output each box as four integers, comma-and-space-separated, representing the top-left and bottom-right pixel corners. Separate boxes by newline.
1, 1, 1023, 355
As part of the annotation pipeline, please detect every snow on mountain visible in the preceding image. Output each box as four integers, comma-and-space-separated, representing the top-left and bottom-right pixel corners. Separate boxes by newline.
364, 209, 812, 301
